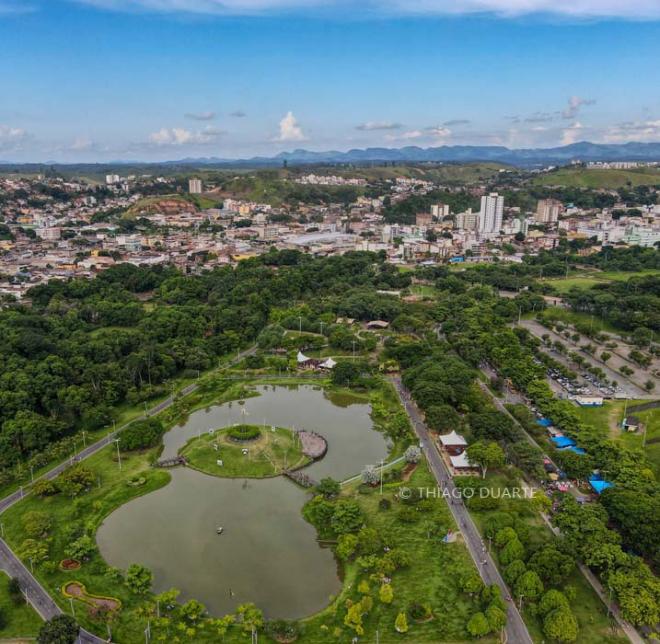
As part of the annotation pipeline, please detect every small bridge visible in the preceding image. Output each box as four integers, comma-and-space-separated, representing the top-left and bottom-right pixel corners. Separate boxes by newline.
284, 470, 317, 488
155, 456, 187, 468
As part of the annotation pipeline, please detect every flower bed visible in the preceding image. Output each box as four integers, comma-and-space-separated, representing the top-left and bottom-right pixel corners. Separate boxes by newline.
59, 558, 81, 571
62, 581, 121, 612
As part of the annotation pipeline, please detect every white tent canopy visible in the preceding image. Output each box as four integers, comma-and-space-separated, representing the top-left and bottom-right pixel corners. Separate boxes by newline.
297, 351, 311, 363
449, 452, 473, 469
320, 357, 336, 369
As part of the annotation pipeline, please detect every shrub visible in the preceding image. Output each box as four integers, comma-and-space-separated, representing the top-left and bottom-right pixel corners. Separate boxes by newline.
120, 418, 165, 451
227, 425, 261, 442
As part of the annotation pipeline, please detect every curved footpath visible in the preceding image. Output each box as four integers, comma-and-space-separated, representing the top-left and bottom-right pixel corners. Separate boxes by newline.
0, 346, 256, 643
390, 375, 534, 644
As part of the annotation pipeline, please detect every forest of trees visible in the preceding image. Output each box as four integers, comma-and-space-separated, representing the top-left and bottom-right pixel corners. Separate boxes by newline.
0, 252, 410, 472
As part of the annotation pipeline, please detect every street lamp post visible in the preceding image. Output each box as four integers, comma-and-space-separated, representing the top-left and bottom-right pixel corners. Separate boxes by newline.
114, 438, 122, 471
379, 459, 384, 495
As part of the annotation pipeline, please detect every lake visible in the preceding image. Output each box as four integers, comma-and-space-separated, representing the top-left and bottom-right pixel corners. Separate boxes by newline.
97, 384, 389, 618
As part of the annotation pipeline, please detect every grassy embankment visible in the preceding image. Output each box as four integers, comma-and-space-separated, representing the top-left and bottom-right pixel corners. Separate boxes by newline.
0, 572, 43, 639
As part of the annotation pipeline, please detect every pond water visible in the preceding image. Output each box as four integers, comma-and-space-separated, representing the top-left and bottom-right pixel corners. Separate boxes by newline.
97, 384, 389, 618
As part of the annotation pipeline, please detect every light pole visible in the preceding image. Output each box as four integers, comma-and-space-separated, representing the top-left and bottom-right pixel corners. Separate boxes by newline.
114, 438, 122, 471
82, 430, 87, 448
298, 316, 302, 335
30, 465, 34, 483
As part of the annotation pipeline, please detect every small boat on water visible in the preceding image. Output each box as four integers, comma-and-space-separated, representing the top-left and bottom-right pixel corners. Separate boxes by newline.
216, 527, 224, 535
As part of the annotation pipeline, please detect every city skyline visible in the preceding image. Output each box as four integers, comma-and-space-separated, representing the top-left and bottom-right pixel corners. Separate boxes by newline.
0, 0, 659, 161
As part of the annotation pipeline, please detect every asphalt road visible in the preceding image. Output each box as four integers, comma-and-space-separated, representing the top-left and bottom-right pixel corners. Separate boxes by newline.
0, 346, 256, 643
390, 376, 534, 644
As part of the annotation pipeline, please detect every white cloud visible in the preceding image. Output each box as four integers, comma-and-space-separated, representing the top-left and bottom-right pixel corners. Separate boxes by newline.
70, 137, 95, 151
230, 110, 247, 118
148, 126, 223, 145
74, 0, 660, 18
426, 126, 451, 138
274, 111, 307, 142
386, 126, 452, 142
602, 119, 660, 143
561, 121, 584, 145
185, 111, 216, 121
356, 121, 402, 131
0, 1, 36, 14
0, 125, 28, 151
562, 96, 595, 120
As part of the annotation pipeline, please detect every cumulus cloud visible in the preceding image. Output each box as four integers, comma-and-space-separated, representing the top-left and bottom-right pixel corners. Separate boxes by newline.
73, 0, 660, 18
355, 121, 402, 131
185, 111, 216, 121
274, 111, 306, 142
0, 125, 29, 151
561, 121, 584, 145
562, 96, 596, 120
148, 125, 224, 146
426, 126, 451, 138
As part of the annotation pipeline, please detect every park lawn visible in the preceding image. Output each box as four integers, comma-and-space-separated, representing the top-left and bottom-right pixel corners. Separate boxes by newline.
543, 276, 608, 293
180, 426, 309, 478
538, 306, 621, 335
467, 473, 627, 644
573, 400, 660, 477
0, 572, 43, 639
300, 462, 494, 644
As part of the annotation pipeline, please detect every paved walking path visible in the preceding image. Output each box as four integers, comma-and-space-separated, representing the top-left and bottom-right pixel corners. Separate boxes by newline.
0, 346, 256, 643
390, 376, 534, 644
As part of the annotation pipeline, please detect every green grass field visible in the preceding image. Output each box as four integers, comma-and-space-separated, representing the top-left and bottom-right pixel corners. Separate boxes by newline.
537, 306, 621, 335
541, 269, 660, 295
0, 572, 43, 639
533, 167, 660, 189
573, 400, 660, 477
181, 425, 309, 478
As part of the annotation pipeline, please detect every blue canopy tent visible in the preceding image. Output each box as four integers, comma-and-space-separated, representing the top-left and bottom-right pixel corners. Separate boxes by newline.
537, 418, 553, 427
551, 436, 576, 449
589, 477, 614, 494
568, 446, 586, 455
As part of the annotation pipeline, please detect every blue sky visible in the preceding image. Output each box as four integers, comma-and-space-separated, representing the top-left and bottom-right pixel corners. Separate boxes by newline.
0, 0, 659, 161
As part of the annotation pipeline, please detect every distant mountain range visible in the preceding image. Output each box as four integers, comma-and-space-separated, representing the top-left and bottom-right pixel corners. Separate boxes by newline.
168, 141, 660, 168
1, 141, 659, 169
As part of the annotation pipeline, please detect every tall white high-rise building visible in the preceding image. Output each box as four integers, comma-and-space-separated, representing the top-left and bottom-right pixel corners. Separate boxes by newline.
478, 192, 504, 235
189, 178, 203, 194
